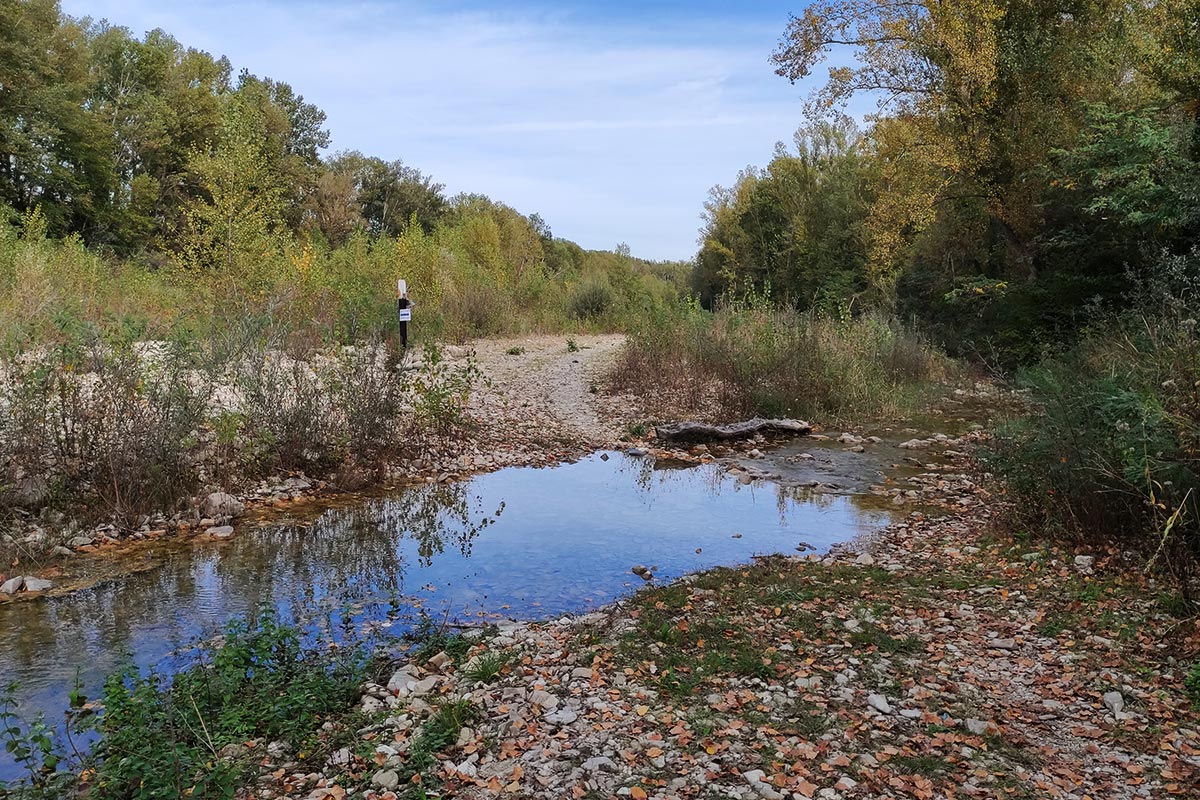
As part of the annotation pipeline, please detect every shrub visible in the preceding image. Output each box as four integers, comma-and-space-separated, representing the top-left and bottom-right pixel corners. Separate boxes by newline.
408, 344, 481, 435
0, 326, 212, 523
90, 612, 370, 799
609, 299, 951, 422
988, 311, 1200, 600
569, 278, 613, 320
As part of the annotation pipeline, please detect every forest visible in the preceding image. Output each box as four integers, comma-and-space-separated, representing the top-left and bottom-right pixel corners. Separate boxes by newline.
678, 0, 1200, 593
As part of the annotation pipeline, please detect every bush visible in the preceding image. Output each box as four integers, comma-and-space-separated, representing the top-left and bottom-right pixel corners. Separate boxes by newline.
0, 325, 212, 523
988, 311, 1200, 599
89, 611, 370, 799
610, 298, 951, 422
569, 278, 614, 321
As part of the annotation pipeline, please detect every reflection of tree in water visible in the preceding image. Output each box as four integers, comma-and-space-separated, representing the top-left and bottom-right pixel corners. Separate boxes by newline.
365, 482, 504, 567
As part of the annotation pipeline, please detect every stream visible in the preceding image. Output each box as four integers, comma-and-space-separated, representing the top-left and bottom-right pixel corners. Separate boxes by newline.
0, 423, 979, 781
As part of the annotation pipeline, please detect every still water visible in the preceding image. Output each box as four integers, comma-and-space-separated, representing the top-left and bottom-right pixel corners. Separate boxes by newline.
0, 451, 893, 780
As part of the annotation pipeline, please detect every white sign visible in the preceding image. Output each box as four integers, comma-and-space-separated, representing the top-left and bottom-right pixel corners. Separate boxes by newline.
397, 279, 407, 295
398, 308, 412, 322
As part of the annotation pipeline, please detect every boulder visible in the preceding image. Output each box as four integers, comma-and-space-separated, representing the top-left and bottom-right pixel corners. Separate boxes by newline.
206, 526, 235, 540
23, 577, 52, 592
0, 576, 24, 594
201, 491, 245, 519
654, 418, 811, 443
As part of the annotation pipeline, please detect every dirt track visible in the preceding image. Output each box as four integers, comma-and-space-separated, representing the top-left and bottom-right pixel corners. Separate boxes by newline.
452, 333, 631, 448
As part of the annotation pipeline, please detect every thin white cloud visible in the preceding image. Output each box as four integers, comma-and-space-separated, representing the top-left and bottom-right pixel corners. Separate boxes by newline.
61, 0, 811, 260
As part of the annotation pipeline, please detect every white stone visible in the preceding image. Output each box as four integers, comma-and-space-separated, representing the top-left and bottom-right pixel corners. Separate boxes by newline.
543, 708, 578, 726
1103, 691, 1125, 715
372, 769, 400, 790
867, 694, 893, 714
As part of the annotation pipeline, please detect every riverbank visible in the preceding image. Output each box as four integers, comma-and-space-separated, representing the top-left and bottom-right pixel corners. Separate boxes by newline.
243, 475, 1200, 800
193, 391, 1196, 800
0, 335, 644, 599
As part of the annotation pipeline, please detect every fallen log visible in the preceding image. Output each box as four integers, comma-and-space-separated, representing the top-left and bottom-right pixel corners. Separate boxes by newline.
654, 418, 812, 443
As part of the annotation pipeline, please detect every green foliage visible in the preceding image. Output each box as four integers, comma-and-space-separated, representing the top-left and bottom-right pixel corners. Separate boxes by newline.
568, 277, 614, 320
88, 611, 369, 799
462, 650, 511, 684
695, 118, 874, 311
987, 309, 1200, 597
408, 344, 482, 435
0, 683, 72, 797
1186, 660, 1200, 706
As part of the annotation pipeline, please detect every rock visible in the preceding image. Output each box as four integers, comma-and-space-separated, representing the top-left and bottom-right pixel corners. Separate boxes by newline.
837, 433, 862, 445
849, 445, 866, 453
372, 770, 400, 790
386, 666, 420, 693
991, 638, 1017, 650
572, 667, 595, 679
855, 552, 875, 566
631, 565, 649, 577
1074, 555, 1096, 573
742, 769, 785, 800
22, 577, 52, 592
0, 576, 24, 594
965, 719, 990, 735
51, 546, 74, 557
218, 742, 248, 759
361, 695, 384, 714
626, 447, 648, 457
327, 747, 352, 767
1103, 691, 1125, 715
543, 708, 578, 726
206, 525, 235, 539
409, 676, 439, 697
201, 491, 244, 519
529, 689, 559, 709
795, 676, 822, 690
899, 438, 932, 449
582, 755, 617, 773
867, 694, 893, 714
427, 651, 452, 671
654, 418, 811, 443
68, 535, 95, 548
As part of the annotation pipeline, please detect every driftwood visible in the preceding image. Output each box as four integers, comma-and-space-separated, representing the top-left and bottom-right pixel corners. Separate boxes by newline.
654, 417, 812, 443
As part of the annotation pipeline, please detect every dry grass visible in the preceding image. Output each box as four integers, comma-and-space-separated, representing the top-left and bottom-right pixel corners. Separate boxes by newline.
610, 301, 954, 423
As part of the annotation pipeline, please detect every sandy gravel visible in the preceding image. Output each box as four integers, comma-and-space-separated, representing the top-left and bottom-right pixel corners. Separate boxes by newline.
450, 334, 633, 448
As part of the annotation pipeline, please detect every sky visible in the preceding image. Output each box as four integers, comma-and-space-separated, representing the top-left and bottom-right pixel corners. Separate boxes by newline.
61, 1, 821, 261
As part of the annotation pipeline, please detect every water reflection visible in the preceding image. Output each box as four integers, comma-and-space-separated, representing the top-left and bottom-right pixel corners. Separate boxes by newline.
0, 451, 893, 780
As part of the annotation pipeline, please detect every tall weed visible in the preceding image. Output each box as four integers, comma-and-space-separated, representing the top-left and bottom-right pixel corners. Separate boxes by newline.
611, 298, 951, 422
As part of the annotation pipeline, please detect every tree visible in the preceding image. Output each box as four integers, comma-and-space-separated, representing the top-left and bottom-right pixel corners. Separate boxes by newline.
181, 95, 286, 273
772, 0, 1135, 288
0, 0, 107, 235
325, 151, 446, 236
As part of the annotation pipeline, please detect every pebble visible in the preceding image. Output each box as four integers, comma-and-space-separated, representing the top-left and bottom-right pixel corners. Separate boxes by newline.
867, 693, 893, 714
371, 769, 399, 790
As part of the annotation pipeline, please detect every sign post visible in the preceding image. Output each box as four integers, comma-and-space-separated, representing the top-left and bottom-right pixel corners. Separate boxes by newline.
396, 279, 412, 348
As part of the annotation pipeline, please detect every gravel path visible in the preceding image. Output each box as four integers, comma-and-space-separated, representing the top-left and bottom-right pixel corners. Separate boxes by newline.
456, 334, 629, 447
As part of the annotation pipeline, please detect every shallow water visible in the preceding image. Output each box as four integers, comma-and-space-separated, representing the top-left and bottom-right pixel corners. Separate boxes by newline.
0, 450, 894, 781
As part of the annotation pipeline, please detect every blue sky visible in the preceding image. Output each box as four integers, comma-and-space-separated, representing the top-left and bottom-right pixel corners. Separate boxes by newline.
62, 1, 819, 260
